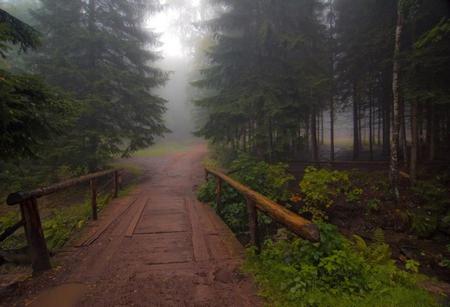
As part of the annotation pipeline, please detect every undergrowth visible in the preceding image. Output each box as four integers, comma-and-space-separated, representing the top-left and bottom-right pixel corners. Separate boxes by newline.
197, 154, 293, 235
244, 223, 438, 307
1, 190, 119, 252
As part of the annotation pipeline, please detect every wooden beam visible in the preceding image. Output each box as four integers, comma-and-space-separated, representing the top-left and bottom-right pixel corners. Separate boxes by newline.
7, 169, 121, 206
0, 220, 24, 243
90, 178, 98, 220
246, 197, 260, 250
205, 167, 320, 242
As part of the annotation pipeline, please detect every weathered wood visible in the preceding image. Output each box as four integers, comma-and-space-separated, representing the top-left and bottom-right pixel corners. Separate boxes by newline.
20, 198, 51, 274
7, 169, 121, 206
0, 220, 24, 243
90, 178, 98, 220
216, 177, 222, 213
246, 198, 259, 250
113, 170, 119, 198
205, 167, 320, 242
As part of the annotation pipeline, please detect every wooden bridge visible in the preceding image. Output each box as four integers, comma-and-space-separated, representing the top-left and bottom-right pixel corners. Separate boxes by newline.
1, 144, 318, 306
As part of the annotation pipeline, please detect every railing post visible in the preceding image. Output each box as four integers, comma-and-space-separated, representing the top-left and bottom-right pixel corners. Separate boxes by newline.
216, 177, 222, 213
20, 198, 51, 274
113, 170, 119, 198
246, 197, 260, 251
90, 178, 98, 220
204, 169, 209, 181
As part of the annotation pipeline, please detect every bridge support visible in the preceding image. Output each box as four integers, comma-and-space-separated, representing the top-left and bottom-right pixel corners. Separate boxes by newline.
20, 197, 51, 274
246, 198, 260, 252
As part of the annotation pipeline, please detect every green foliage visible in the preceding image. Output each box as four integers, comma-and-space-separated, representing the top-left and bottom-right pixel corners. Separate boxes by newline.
30, 0, 168, 171
244, 223, 437, 307
193, 0, 328, 160
299, 167, 361, 220
230, 154, 294, 202
0, 211, 23, 249
1, 192, 112, 252
197, 155, 293, 235
409, 180, 449, 238
405, 259, 420, 273
0, 8, 40, 57
366, 198, 381, 212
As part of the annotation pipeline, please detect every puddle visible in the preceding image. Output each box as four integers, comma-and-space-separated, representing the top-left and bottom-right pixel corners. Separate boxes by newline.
28, 283, 88, 307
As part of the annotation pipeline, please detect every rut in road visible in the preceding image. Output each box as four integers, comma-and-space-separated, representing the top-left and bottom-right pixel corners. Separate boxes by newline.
5, 144, 261, 307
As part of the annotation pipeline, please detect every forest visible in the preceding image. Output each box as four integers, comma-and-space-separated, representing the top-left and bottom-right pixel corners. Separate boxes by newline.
0, 0, 450, 306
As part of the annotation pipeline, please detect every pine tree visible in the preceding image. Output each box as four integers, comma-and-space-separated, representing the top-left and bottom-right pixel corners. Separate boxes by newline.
32, 0, 168, 171
0, 9, 70, 160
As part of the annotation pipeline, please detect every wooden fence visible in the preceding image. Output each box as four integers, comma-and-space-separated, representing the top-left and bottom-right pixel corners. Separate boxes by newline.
2, 169, 122, 274
204, 167, 320, 248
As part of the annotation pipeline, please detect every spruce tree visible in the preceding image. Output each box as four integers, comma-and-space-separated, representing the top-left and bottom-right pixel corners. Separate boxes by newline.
32, 0, 168, 171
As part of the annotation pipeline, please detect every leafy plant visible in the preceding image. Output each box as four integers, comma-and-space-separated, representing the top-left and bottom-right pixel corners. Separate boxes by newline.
244, 223, 437, 307
405, 259, 420, 273
299, 167, 361, 220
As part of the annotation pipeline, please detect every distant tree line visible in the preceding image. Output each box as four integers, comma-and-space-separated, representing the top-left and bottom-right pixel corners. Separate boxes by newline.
194, 0, 450, 191
0, 1, 167, 190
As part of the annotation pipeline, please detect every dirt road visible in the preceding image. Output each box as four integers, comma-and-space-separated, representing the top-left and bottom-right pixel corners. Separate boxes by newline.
3, 144, 261, 306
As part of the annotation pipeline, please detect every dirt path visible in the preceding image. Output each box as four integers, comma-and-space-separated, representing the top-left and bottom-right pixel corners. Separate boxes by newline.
2, 144, 262, 306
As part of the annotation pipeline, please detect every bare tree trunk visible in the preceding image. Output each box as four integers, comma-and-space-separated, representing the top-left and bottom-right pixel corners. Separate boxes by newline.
428, 103, 435, 161
400, 98, 408, 167
390, 2, 403, 200
410, 100, 418, 182
311, 107, 319, 161
353, 82, 360, 160
330, 97, 335, 161
369, 93, 374, 160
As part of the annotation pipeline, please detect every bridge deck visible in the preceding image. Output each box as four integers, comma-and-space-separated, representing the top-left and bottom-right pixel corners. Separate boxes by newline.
5, 144, 261, 307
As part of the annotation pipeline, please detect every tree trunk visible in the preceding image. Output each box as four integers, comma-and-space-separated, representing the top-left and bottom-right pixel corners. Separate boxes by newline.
390, 2, 403, 199
369, 93, 374, 160
400, 98, 408, 167
330, 96, 335, 161
428, 103, 435, 161
352, 82, 360, 160
410, 100, 418, 182
311, 107, 319, 161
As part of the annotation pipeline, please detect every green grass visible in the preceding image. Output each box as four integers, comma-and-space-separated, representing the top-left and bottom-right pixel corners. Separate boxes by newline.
132, 141, 193, 158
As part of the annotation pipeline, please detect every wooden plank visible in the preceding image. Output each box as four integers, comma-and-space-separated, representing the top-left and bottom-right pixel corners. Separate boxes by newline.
78, 197, 138, 247
20, 198, 51, 274
185, 198, 210, 262
125, 198, 149, 238
205, 167, 320, 242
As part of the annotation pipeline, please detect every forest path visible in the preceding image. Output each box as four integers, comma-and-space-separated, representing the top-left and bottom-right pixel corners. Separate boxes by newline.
5, 143, 261, 307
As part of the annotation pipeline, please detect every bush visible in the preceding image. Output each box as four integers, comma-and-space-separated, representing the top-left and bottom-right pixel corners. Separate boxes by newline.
197, 154, 294, 235
299, 167, 361, 220
244, 223, 437, 307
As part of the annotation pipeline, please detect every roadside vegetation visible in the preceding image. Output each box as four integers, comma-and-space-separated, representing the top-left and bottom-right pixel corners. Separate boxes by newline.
197, 149, 449, 306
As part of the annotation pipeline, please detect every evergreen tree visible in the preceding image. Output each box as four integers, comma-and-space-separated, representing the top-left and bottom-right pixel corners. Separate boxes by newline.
32, 0, 168, 171
0, 9, 70, 160
194, 0, 327, 161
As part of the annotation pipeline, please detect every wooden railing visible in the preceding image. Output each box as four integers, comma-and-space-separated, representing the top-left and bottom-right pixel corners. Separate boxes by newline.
3, 169, 122, 274
204, 167, 320, 247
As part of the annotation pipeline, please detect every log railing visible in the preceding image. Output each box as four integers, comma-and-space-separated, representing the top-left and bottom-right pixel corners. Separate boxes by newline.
3, 169, 122, 274
204, 167, 320, 248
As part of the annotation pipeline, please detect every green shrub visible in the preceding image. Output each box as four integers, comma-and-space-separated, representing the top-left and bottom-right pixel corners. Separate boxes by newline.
244, 223, 437, 307
299, 167, 359, 220
197, 155, 293, 235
